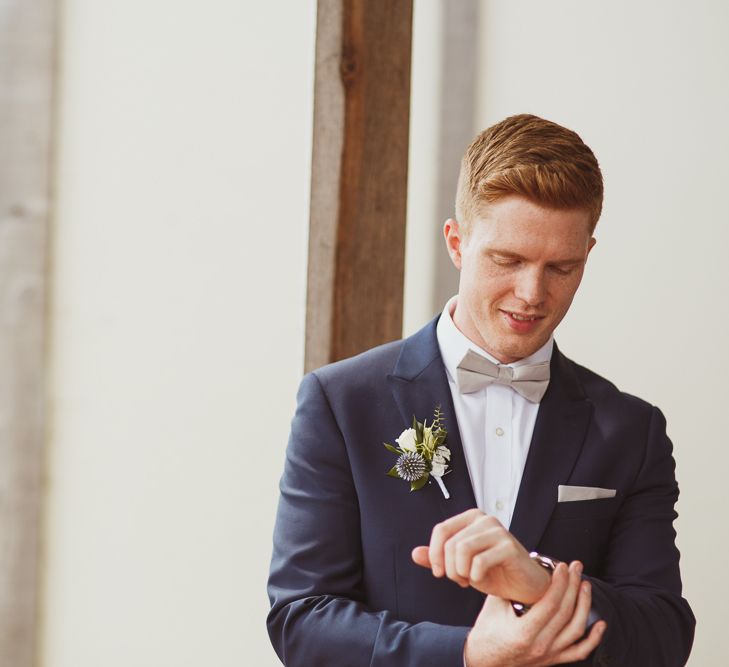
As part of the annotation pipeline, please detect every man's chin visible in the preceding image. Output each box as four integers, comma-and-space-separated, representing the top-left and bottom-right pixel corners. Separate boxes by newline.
469, 322, 547, 363
491, 333, 547, 364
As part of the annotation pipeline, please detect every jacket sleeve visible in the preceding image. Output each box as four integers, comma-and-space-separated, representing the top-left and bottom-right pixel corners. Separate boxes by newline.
585, 406, 695, 667
266, 372, 470, 667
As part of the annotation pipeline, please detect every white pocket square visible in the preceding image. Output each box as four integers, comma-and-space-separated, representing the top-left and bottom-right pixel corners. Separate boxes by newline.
558, 485, 616, 502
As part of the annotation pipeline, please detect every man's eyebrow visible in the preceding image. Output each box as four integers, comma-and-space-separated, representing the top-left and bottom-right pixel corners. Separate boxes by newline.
487, 249, 585, 265
487, 249, 526, 260
549, 258, 584, 267
486, 248, 525, 259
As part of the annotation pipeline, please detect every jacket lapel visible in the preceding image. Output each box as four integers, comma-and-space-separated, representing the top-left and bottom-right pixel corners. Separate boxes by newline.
509, 345, 594, 550
387, 318, 478, 520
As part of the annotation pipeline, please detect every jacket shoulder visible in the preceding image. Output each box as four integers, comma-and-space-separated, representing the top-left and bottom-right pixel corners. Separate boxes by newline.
311, 337, 405, 387
309, 317, 440, 390
565, 354, 657, 417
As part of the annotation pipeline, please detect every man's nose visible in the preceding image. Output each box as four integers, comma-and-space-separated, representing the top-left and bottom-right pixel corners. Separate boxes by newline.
514, 268, 546, 306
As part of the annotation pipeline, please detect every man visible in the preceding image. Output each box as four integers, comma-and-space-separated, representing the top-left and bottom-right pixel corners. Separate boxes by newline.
267, 114, 695, 666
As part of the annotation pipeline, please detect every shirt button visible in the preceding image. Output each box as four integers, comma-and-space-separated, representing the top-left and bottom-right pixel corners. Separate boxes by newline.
495, 500, 504, 511
495, 427, 504, 436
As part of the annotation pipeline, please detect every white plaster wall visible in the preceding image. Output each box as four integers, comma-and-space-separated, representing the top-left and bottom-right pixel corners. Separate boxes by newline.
43, 2, 315, 666
406, 1, 728, 664
403, 1, 443, 335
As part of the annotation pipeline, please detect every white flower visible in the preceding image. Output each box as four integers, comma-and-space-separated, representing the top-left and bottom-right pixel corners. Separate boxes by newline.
396, 428, 418, 452
431, 460, 446, 478
430, 446, 451, 478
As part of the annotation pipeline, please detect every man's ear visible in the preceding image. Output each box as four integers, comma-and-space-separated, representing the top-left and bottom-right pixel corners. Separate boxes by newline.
443, 218, 463, 270
587, 236, 597, 258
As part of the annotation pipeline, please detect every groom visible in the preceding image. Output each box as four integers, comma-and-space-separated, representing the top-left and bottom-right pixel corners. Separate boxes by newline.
267, 114, 695, 666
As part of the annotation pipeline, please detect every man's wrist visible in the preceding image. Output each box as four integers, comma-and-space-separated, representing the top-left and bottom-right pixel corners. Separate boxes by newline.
512, 552, 558, 613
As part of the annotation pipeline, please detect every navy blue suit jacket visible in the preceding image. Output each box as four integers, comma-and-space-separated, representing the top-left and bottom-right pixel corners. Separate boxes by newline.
267, 318, 695, 666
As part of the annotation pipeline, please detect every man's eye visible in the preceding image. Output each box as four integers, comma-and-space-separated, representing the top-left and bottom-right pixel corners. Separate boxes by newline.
550, 265, 573, 275
492, 257, 519, 267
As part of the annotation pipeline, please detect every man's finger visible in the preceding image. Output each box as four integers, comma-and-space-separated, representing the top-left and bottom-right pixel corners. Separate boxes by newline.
444, 514, 505, 586
411, 546, 431, 568
519, 562, 571, 627
552, 620, 607, 665
452, 525, 503, 580
428, 508, 483, 578
443, 530, 471, 587
467, 540, 511, 587
552, 578, 596, 652
535, 560, 584, 643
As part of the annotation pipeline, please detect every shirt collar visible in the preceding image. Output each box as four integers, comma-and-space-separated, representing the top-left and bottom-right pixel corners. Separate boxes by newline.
436, 295, 554, 383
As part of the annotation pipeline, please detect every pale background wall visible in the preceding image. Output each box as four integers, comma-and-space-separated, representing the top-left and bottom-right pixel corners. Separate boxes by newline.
43, 1, 315, 665
41, 1, 726, 666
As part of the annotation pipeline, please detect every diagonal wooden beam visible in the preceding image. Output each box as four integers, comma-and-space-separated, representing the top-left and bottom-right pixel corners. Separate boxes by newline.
305, 0, 413, 372
0, 0, 55, 664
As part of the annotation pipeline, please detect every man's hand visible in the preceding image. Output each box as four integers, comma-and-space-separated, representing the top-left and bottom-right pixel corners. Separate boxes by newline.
411, 508, 551, 604
463, 561, 606, 666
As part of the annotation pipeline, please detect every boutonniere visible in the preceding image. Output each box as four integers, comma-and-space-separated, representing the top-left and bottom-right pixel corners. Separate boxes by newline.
384, 406, 451, 499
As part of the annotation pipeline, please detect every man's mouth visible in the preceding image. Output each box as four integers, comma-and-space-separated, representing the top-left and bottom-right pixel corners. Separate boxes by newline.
499, 309, 546, 334
502, 310, 544, 322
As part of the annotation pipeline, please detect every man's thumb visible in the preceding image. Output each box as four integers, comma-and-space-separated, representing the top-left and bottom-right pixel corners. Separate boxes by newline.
411, 546, 431, 568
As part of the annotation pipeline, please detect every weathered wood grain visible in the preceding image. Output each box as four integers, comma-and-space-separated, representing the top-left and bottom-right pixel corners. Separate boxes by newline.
305, 0, 413, 371
0, 0, 55, 664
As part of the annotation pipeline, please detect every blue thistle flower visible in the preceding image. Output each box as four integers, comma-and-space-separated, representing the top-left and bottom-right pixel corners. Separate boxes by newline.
395, 451, 427, 482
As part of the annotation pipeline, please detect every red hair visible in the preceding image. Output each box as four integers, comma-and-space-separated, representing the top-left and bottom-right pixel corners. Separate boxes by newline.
456, 114, 603, 232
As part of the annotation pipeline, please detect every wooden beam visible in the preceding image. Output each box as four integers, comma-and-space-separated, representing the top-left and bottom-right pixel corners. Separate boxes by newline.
305, 0, 413, 371
0, 0, 55, 664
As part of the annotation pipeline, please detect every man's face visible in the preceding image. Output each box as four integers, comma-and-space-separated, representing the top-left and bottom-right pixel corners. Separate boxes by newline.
445, 195, 595, 363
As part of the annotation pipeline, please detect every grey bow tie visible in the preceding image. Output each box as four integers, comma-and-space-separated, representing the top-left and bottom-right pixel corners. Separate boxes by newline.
455, 349, 551, 403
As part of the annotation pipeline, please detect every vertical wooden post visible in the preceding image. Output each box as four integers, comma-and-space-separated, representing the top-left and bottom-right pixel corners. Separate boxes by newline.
0, 0, 55, 664
305, 0, 413, 371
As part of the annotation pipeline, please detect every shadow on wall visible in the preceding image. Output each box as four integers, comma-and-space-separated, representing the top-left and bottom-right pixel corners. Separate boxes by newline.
432, 0, 480, 313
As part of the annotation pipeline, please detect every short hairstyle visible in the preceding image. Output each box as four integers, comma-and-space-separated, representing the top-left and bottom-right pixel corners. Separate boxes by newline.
455, 114, 604, 233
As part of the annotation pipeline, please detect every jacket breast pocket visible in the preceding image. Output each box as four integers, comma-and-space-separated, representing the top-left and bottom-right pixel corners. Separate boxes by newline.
550, 496, 619, 520
539, 497, 620, 571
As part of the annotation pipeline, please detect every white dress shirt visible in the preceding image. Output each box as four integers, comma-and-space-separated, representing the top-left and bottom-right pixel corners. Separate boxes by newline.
436, 296, 553, 528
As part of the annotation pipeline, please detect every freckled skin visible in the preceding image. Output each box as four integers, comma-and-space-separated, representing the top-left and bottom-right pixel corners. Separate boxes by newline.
444, 195, 596, 363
